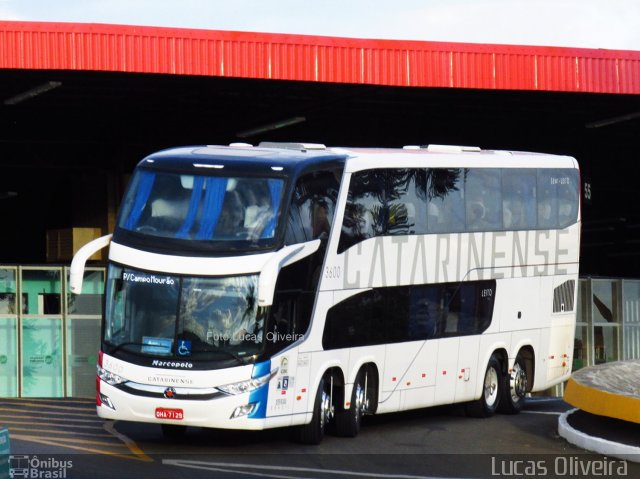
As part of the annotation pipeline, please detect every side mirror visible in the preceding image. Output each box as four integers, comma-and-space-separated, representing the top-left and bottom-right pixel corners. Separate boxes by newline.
69, 234, 112, 293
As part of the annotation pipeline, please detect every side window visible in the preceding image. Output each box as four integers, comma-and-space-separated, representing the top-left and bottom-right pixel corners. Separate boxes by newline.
465, 169, 502, 232
441, 281, 495, 336
406, 281, 495, 339
537, 170, 559, 228
285, 170, 342, 244
264, 291, 314, 354
502, 169, 537, 230
556, 170, 579, 228
386, 169, 428, 236
426, 168, 465, 233
407, 285, 442, 340
322, 290, 387, 349
322, 280, 496, 350
339, 169, 429, 252
537, 169, 580, 229
339, 170, 386, 252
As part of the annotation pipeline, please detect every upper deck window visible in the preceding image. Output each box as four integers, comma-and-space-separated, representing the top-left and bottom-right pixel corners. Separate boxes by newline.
117, 170, 284, 245
338, 166, 579, 253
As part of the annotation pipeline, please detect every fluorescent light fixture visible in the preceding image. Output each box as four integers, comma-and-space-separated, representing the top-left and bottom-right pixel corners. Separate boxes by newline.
585, 111, 640, 129
237, 116, 306, 138
4, 81, 62, 105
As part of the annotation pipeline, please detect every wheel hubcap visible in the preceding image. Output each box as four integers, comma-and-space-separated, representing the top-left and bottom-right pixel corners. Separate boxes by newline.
484, 367, 499, 407
354, 381, 368, 416
510, 363, 527, 402
320, 387, 334, 429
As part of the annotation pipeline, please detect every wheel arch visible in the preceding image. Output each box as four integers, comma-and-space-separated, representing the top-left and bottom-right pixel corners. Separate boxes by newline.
359, 362, 380, 414
493, 348, 509, 380
515, 345, 535, 393
307, 362, 345, 413
323, 366, 346, 394
344, 358, 380, 413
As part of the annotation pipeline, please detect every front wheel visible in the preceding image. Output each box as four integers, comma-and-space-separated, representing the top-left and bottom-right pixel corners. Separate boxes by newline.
500, 354, 528, 414
466, 354, 502, 418
335, 368, 369, 437
295, 375, 334, 444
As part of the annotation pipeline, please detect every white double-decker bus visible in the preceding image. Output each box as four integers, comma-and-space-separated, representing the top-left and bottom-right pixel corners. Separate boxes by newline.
71, 142, 580, 444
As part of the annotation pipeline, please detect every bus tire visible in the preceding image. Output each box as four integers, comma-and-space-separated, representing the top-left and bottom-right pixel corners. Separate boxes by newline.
335, 368, 369, 437
295, 376, 333, 445
466, 354, 502, 418
161, 424, 187, 439
500, 354, 527, 414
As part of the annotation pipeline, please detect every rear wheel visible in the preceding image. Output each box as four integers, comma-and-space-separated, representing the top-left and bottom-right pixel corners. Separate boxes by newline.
466, 354, 502, 417
500, 354, 528, 414
295, 375, 334, 444
335, 368, 369, 437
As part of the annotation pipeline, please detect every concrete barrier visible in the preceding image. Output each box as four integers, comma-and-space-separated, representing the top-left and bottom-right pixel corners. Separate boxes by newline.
564, 359, 640, 424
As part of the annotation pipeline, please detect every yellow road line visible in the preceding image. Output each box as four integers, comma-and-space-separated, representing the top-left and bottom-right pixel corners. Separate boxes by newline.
0, 420, 104, 430
0, 414, 102, 424
2, 399, 152, 462
2, 398, 94, 404
103, 421, 153, 462
10, 434, 152, 462
0, 401, 95, 411
564, 376, 640, 424
28, 436, 126, 448
0, 407, 96, 417
7, 427, 112, 437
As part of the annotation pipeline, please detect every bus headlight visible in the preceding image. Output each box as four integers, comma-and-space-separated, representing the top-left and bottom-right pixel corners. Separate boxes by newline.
216, 369, 276, 395
97, 365, 128, 386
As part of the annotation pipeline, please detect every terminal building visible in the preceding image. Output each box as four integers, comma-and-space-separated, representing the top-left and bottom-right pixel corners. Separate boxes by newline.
0, 20, 639, 397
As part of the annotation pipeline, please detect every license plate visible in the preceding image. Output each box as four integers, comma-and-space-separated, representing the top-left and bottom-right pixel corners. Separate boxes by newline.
155, 407, 184, 420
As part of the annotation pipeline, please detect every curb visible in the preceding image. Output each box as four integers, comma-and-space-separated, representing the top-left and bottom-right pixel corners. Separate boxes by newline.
558, 409, 640, 463
564, 375, 640, 424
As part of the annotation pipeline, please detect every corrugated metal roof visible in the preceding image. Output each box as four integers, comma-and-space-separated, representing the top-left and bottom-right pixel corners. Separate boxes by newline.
1, 20, 639, 94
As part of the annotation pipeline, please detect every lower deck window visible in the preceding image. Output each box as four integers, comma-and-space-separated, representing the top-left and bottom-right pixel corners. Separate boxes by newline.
322, 280, 496, 350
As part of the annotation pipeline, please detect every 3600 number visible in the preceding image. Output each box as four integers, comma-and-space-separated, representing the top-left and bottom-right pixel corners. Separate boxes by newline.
324, 266, 341, 279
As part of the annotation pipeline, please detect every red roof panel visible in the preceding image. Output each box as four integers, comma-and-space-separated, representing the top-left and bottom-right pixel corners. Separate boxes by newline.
1, 20, 639, 94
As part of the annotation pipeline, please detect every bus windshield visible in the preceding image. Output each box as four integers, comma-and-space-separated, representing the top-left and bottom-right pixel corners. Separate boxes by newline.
104, 264, 265, 362
117, 169, 285, 244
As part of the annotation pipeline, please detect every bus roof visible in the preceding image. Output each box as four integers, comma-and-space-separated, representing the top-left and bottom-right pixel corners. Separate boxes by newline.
140, 143, 577, 175
141, 144, 348, 177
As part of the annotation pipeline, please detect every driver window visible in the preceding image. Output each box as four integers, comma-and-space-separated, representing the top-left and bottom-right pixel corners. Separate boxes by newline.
265, 292, 313, 353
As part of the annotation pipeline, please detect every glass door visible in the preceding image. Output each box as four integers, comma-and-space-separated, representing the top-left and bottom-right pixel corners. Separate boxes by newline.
19, 267, 64, 397
0, 267, 19, 397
